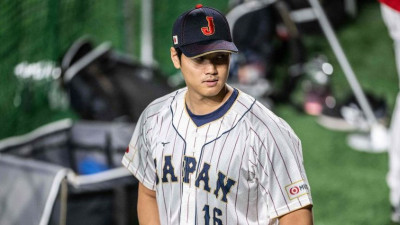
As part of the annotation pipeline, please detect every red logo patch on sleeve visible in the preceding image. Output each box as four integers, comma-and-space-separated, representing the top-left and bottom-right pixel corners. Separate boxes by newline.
125, 147, 129, 153
285, 180, 309, 200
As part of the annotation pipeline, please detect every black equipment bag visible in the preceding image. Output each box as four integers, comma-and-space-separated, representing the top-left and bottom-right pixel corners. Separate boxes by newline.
61, 37, 173, 122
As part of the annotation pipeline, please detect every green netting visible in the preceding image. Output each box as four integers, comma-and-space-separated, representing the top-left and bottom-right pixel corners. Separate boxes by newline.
0, 0, 140, 138
0, 0, 129, 62
0, 0, 230, 79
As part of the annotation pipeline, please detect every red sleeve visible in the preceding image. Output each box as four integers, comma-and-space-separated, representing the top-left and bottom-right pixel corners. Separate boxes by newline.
379, 0, 400, 12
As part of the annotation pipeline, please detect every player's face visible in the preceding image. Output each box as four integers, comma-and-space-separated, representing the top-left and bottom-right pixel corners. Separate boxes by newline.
171, 48, 231, 99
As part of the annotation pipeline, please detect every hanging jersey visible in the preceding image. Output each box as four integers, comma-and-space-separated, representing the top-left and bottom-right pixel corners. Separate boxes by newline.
122, 87, 312, 225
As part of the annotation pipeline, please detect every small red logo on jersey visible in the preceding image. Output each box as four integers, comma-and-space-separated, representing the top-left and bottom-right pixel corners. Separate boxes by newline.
201, 16, 215, 36
125, 147, 129, 153
289, 186, 300, 195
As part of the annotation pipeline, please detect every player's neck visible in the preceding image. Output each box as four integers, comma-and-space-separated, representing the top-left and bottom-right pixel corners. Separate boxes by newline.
186, 85, 232, 115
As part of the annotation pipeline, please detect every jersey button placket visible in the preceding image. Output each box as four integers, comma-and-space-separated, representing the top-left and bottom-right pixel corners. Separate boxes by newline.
192, 129, 204, 224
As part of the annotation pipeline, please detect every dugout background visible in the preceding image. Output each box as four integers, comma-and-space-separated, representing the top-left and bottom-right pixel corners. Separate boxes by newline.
0, 0, 398, 224
0, 0, 229, 139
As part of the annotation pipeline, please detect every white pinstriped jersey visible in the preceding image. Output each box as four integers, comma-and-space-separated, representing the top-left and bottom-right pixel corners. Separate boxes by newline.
122, 87, 312, 225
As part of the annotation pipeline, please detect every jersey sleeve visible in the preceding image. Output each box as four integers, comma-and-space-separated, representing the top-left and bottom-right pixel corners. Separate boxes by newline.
253, 118, 312, 219
122, 112, 157, 191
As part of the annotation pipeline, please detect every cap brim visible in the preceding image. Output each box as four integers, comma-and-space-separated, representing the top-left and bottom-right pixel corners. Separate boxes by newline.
179, 40, 238, 58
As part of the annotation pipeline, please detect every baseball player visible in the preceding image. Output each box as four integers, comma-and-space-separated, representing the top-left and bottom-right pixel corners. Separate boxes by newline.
122, 4, 313, 225
379, 0, 400, 223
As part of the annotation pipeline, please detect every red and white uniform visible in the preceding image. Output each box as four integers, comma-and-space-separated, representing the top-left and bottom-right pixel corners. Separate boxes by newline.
380, 0, 400, 219
379, 0, 400, 12
122, 87, 312, 225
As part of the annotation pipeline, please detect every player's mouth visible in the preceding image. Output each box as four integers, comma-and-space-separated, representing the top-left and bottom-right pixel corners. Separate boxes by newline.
203, 79, 218, 87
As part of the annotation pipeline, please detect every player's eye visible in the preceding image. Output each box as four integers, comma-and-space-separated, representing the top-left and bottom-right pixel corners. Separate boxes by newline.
219, 53, 229, 59
214, 53, 229, 64
193, 56, 205, 63
191, 53, 229, 65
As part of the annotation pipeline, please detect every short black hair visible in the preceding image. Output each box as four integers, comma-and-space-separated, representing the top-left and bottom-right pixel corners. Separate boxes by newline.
175, 48, 182, 60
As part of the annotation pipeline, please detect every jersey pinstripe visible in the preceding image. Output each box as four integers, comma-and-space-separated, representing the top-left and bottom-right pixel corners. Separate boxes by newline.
122, 87, 312, 225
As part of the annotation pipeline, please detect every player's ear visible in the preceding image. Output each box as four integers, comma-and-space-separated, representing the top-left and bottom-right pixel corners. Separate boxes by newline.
170, 47, 181, 69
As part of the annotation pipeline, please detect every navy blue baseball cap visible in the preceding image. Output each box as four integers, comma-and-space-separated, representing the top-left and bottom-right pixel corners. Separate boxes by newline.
172, 4, 238, 58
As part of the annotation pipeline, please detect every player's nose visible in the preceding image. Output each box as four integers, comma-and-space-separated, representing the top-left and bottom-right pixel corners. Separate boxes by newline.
203, 60, 218, 75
